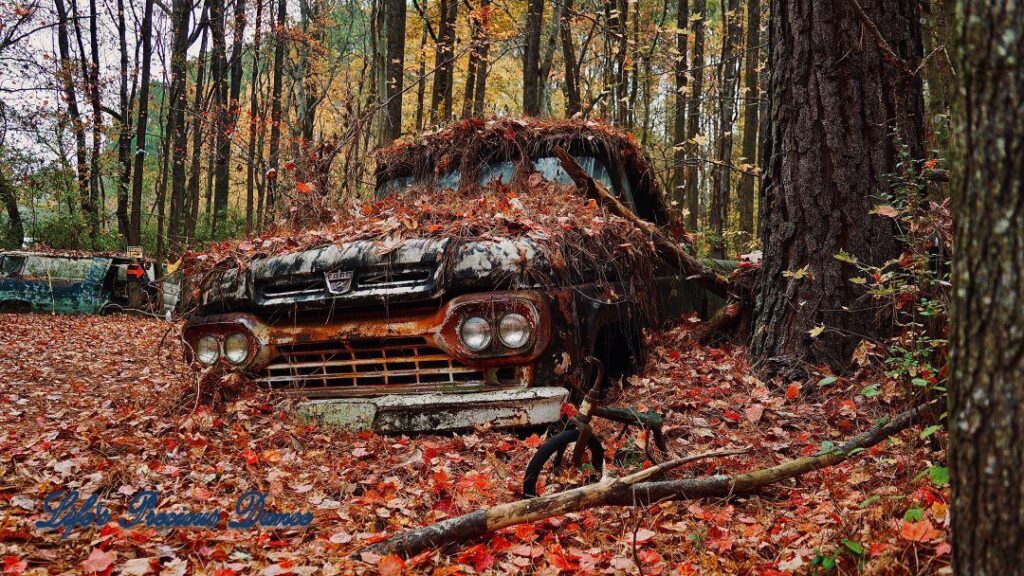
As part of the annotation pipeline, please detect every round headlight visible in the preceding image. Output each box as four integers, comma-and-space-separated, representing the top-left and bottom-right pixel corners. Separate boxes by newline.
223, 333, 249, 364
196, 335, 220, 365
498, 313, 532, 348
459, 316, 492, 352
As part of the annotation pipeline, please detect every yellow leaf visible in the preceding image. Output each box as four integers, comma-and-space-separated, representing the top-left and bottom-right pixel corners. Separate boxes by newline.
809, 325, 825, 338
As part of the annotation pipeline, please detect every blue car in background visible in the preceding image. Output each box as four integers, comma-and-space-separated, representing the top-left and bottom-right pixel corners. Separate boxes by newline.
0, 251, 156, 315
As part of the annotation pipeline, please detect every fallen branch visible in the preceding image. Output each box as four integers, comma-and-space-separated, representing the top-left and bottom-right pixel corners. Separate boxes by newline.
359, 402, 934, 559
552, 147, 739, 300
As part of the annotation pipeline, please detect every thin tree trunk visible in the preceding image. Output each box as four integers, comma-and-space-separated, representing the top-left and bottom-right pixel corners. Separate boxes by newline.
0, 170, 22, 248
246, 0, 265, 234
266, 0, 286, 221
167, 0, 191, 254
750, 0, 926, 378
560, 0, 581, 117
522, 0, 544, 116
737, 0, 762, 238
461, 0, 486, 119
208, 0, 229, 238
949, 1, 1024, 573
186, 9, 211, 243
53, 0, 91, 236
381, 0, 406, 143
415, 18, 428, 128
708, 0, 742, 258
430, 0, 457, 123
682, 0, 705, 231
128, 0, 154, 247
471, 0, 490, 116
671, 0, 689, 208
114, 0, 134, 241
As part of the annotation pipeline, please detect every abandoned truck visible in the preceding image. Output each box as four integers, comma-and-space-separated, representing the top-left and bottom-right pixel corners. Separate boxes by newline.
0, 250, 156, 314
183, 119, 725, 432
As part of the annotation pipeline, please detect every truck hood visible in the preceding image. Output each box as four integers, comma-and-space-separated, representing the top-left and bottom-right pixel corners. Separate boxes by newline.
199, 236, 552, 312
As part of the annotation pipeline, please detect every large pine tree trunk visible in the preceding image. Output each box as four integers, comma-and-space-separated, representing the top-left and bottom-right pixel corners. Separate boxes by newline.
949, 0, 1024, 572
750, 0, 925, 378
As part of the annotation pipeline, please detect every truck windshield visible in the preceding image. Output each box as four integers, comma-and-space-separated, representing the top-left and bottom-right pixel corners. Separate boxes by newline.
378, 155, 635, 209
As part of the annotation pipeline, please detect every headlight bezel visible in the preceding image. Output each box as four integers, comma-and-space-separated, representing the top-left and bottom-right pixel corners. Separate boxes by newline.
439, 293, 547, 361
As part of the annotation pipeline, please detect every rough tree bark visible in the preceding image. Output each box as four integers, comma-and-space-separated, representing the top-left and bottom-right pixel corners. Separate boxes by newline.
381, 0, 406, 142
128, 0, 154, 246
559, 0, 581, 117
430, 0, 458, 123
246, 0, 265, 233
737, 0, 761, 237
708, 0, 741, 258
471, 0, 490, 117
522, 0, 544, 116
266, 0, 286, 219
53, 0, 91, 235
682, 0, 705, 231
670, 0, 688, 208
949, 0, 1024, 572
750, 0, 926, 379
166, 0, 191, 256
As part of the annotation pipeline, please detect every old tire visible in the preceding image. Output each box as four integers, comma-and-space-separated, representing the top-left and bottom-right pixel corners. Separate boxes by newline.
522, 429, 604, 498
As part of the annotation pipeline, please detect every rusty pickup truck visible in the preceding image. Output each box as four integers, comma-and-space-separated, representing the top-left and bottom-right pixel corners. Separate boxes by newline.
183, 120, 724, 432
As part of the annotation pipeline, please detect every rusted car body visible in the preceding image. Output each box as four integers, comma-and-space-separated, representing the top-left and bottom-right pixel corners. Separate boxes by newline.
0, 251, 155, 315
183, 120, 723, 432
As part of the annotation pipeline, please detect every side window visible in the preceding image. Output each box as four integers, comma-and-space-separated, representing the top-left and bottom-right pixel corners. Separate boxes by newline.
21, 257, 93, 281
0, 255, 25, 277
532, 156, 637, 211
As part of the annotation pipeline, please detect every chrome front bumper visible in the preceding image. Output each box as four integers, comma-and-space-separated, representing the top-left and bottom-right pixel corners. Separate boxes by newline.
296, 386, 569, 432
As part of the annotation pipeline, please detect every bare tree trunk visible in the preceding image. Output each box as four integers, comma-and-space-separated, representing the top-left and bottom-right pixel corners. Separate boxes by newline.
246, 0, 265, 234
381, 0, 406, 143
53, 0, 91, 237
671, 0, 689, 208
266, 0, 286, 221
750, 0, 926, 378
471, 0, 490, 117
682, 0, 705, 231
708, 0, 742, 258
949, 1, 1024, 573
461, 0, 487, 118
166, 0, 191, 255
186, 11, 211, 243
0, 170, 22, 248
522, 0, 544, 116
208, 0, 229, 238
415, 18, 428, 128
560, 0, 581, 117
430, 0, 458, 123
128, 0, 154, 247
114, 0, 135, 241
737, 0, 762, 238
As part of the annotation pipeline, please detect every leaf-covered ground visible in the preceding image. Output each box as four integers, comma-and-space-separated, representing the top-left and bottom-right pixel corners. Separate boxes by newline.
0, 313, 950, 575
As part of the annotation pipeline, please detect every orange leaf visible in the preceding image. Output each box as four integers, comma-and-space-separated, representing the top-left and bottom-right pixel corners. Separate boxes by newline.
900, 519, 942, 543
378, 554, 405, 576
295, 182, 314, 194
785, 383, 801, 400
524, 434, 543, 449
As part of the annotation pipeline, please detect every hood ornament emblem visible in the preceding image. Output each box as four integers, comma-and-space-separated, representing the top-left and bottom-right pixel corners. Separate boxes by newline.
325, 269, 355, 295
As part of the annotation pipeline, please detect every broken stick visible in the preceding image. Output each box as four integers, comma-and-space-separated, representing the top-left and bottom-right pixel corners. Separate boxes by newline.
359, 402, 933, 559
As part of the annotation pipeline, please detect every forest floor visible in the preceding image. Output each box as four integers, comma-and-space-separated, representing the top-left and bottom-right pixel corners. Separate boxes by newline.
0, 313, 950, 575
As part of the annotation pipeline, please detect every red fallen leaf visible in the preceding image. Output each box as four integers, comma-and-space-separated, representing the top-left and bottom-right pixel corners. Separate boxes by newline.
549, 545, 579, 572
785, 382, 801, 400
283, 160, 296, 171
722, 409, 741, 423
489, 535, 512, 553
81, 548, 115, 574
900, 519, 943, 543
431, 469, 449, 492
97, 523, 121, 540
240, 449, 258, 465
524, 434, 543, 449
560, 402, 578, 418
458, 543, 494, 572
637, 548, 663, 567
377, 554, 405, 576
3, 556, 27, 575
514, 523, 537, 541
935, 541, 952, 555
295, 182, 314, 194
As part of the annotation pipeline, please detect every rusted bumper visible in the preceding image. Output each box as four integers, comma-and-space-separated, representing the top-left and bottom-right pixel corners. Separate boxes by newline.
296, 386, 569, 432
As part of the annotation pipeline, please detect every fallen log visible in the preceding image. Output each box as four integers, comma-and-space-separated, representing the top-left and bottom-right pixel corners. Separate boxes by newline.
359, 401, 933, 559
552, 147, 739, 300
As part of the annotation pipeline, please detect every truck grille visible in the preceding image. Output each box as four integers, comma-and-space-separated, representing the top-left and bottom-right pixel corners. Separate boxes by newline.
260, 337, 497, 397
259, 264, 436, 300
